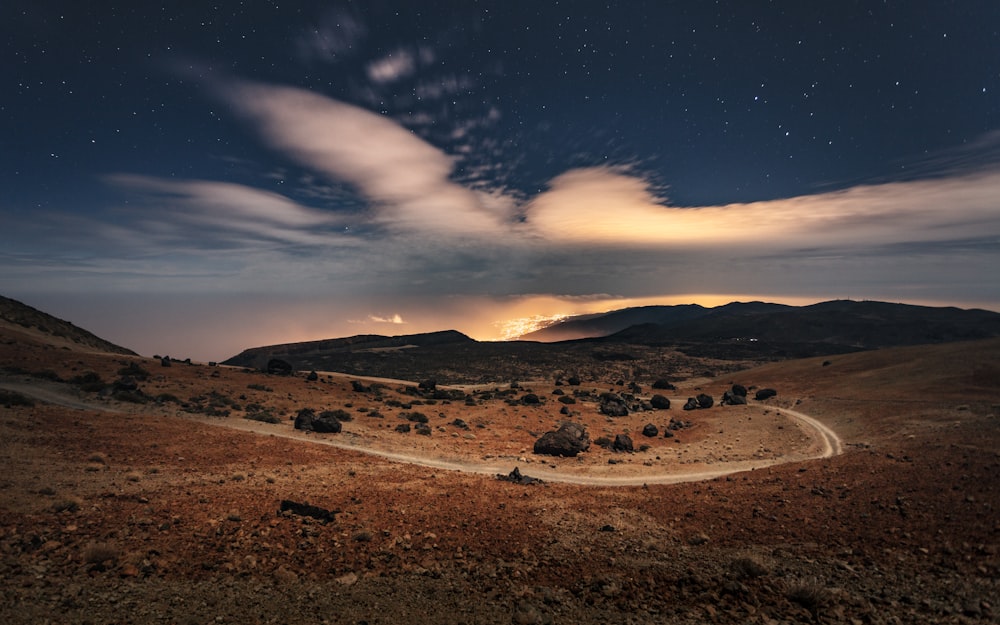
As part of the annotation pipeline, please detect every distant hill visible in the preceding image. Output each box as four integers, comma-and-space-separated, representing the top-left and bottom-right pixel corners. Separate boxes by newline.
520, 302, 791, 341
0, 295, 137, 355
520, 300, 1000, 351
223, 330, 477, 372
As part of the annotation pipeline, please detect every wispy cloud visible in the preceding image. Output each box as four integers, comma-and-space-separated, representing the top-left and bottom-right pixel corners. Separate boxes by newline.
368, 313, 405, 324
525, 166, 1000, 250
366, 48, 416, 84
216, 79, 512, 235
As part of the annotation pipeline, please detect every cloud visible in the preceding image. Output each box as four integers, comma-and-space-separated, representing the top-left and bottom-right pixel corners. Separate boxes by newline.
525, 166, 1000, 250
216, 79, 509, 235
368, 313, 406, 324
367, 48, 416, 84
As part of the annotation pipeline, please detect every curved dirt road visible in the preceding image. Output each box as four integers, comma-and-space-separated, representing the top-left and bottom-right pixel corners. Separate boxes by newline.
4, 376, 843, 486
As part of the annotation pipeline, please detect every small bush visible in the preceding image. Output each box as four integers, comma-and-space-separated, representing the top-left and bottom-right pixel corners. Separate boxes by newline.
319, 409, 353, 422
245, 412, 281, 424
730, 555, 769, 579
247, 383, 273, 392
787, 579, 830, 617
402, 411, 428, 423
51, 497, 83, 513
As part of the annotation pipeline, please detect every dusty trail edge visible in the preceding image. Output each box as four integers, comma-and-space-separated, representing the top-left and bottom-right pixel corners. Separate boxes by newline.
1, 378, 842, 487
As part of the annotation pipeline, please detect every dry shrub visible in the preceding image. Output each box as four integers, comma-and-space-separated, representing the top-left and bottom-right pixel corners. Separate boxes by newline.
787, 579, 830, 617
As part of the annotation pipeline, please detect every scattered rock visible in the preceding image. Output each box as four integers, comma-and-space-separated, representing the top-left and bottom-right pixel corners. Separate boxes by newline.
731, 384, 747, 397
612, 433, 634, 452
755, 388, 778, 400
395, 423, 411, 434
650, 394, 671, 409
293, 408, 315, 431
533, 422, 590, 457
306, 370, 318, 382
599, 393, 629, 417
642, 423, 659, 437
496, 467, 543, 485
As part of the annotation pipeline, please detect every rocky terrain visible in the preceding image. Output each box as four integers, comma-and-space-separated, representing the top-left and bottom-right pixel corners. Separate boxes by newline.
0, 297, 998, 624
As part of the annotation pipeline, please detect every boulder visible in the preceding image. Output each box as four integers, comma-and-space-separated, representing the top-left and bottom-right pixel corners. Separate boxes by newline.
652, 379, 676, 390
279, 500, 338, 523
642, 424, 659, 437
350, 380, 369, 393
612, 434, 634, 452
293, 408, 315, 431
266, 359, 293, 376
683, 397, 700, 411
755, 388, 777, 401
696, 393, 714, 409
650, 394, 671, 409
731, 384, 747, 397
306, 370, 319, 382
418, 379, 437, 391
496, 467, 543, 485
395, 423, 411, 434
722, 390, 748, 405
311, 413, 342, 433
599, 393, 629, 417
533, 422, 591, 457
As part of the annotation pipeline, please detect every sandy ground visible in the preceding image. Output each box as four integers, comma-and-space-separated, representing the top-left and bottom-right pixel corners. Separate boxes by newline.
1, 328, 998, 624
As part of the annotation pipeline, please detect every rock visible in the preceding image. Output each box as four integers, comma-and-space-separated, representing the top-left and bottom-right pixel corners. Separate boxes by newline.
731, 384, 747, 397
279, 500, 338, 523
688, 532, 710, 545
450, 418, 470, 430
521, 393, 541, 405
496, 467, 543, 485
306, 370, 318, 381
599, 393, 629, 417
414, 423, 431, 436
721, 390, 747, 405
696, 393, 714, 409
533, 422, 591, 457
293, 408, 316, 431
642, 424, 659, 437
557, 395, 576, 404
266, 359, 293, 376
612, 433, 634, 452
683, 397, 700, 411
652, 378, 676, 390
350, 380, 369, 393
395, 423, 411, 434
755, 388, 777, 400
418, 379, 437, 391
335, 572, 358, 586
650, 394, 671, 409
311, 413, 342, 433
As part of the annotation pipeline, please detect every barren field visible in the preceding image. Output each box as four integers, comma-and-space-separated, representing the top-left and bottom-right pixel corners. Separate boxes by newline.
1, 326, 998, 624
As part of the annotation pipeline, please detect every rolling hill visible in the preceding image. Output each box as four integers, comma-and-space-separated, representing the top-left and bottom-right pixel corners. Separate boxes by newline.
0, 295, 136, 355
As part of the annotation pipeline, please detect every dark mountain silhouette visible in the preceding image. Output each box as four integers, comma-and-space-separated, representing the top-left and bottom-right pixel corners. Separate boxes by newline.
221, 300, 1000, 383
520, 302, 793, 341
0, 294, 136, 355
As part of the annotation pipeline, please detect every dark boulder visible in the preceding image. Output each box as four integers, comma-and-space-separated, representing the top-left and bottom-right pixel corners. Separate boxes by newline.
650, 394, 671, 409
266, 359, 293, 376
652, 379, 676, 390
395, 423, 411, 434
293, 408, 315, 431
566, 376, 581, 386
418, 379, 437, 391
450, 418, 470, 430
696, 393, 714, 409
612, 434, 634, 452
533, 422, 591, 457
521, 393, 541, 405
351, 380, 369, 393
496, 467, 543, 485
599, 393, 629, 417
414, 423, 431, 436
642, 424, 659, 437
306, 370, 319, 382
558, 395, 576, 404
731, 384, 747, 397
755, 388, 778, 401
722, 390, 748, 405
311, 413, 342, 433
683, 397, 700, 411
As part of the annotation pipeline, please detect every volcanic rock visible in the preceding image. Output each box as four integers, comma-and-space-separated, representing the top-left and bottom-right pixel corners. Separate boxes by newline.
612, 433, 634, 452
650, 394, 671, 409
755, 388, 778, 400
642, 424, 659, 437
533, 422, 590, 457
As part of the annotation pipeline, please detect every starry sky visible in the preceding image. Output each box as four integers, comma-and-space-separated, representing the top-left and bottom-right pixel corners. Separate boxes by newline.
3, 1, 1000, 360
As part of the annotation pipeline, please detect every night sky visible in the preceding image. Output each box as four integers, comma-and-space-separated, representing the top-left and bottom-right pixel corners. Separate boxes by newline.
3, 2, 1000, 360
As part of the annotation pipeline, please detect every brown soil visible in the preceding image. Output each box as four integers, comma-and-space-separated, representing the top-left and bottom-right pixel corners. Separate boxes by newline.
1, 325, 998, 624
